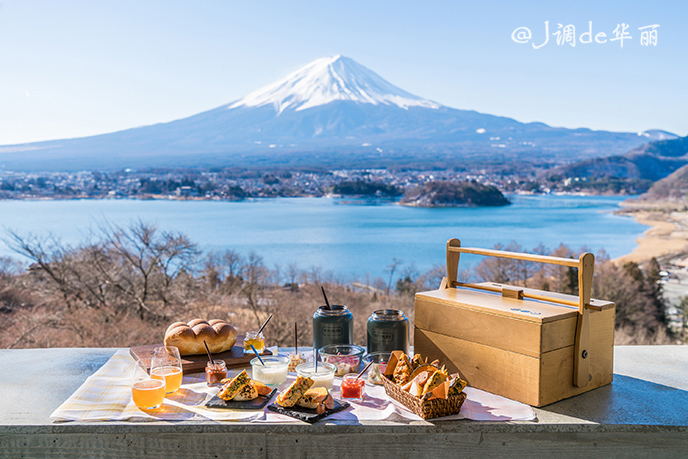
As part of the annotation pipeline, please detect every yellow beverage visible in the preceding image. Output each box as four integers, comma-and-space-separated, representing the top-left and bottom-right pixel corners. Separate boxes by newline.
243, 337, 265, 353
151, 366, 183, 394
131, 379, 165, 410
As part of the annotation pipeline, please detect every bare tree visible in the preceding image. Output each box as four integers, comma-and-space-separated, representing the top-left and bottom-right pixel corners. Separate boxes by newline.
240, 252, 270, 327
385, 258, 402, 295
6, 222, 199, 321
1, 228, 674, 349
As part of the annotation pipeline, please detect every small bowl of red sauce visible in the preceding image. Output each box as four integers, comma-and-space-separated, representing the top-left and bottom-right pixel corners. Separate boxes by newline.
340, 373, 366, 400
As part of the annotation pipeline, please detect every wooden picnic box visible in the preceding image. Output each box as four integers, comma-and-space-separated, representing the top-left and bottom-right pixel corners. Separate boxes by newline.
414, 238, 615, 407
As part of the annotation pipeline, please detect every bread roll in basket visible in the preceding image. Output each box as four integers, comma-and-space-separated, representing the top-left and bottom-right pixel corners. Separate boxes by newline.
164, 319, 237, 355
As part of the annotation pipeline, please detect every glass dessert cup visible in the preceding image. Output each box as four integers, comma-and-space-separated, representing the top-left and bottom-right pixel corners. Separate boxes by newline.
251, 356, 289, 386
363, 351, 391, 385
318, 344, 365, 377
295, 361, 336, 389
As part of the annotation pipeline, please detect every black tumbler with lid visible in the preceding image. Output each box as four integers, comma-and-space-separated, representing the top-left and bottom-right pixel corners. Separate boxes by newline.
366, 309, 409, 354
312, 304, 353, 349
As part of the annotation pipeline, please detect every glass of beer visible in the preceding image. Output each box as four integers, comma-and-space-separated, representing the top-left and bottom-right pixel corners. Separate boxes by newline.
131, 365, 165, 410
150, 346, 183, 394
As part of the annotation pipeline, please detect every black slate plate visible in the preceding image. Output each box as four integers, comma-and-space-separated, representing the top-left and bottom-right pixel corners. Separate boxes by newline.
266, 399, 350, 423
205, 388, 277, 410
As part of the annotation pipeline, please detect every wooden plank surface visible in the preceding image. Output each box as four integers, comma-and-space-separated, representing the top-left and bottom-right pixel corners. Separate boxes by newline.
414, 327, 542, 405
3, 430, 687, 459
415, 297, 545, 357
414, 307, 614, 407
129, 336, 271, 374
415, 288, 578, 323
539, 307, 615, 406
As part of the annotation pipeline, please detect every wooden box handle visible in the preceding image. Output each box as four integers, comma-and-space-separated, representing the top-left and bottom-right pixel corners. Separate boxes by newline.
444, 238, 594, 388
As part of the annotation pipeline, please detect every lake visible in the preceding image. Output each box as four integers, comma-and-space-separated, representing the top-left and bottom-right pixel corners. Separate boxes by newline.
0, 195, 646, 280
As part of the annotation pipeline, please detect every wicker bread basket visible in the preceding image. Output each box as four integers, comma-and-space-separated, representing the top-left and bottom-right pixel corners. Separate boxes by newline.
381, 374, 466, 419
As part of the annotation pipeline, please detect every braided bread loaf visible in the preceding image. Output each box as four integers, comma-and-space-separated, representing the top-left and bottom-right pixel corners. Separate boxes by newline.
164, 319, 237, 356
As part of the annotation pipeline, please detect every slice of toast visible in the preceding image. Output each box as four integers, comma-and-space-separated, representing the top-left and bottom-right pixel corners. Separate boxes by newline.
218, 370, 251, 401
253, 381, 272, 396
276, 376, 314, 408
297, 387, 335, 414
384, 350, 406, 377
296, 387, 329, 409
232, 382, 259, 401
393, 353, 413, 385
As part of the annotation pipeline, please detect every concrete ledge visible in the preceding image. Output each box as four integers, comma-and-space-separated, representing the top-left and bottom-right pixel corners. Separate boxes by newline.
3, 430, 688, 458
1, 346, 687, 458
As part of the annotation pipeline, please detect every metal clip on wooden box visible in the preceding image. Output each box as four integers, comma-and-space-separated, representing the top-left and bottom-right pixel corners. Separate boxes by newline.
414, 238, 615, 406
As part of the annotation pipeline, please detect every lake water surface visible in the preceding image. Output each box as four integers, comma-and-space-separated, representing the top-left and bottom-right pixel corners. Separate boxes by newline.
0, 195, 646, 280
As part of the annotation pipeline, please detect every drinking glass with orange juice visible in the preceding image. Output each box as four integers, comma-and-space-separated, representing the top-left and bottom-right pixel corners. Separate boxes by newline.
131, 364, 165, 410
150, 346, 183, 394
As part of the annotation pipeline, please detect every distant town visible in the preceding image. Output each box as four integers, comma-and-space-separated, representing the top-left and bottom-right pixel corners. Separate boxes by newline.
0, 165, 636, 201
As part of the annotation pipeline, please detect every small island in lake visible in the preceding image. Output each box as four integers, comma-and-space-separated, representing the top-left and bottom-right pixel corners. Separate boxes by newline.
332, 180, 402, 197
400, 180, 510, 207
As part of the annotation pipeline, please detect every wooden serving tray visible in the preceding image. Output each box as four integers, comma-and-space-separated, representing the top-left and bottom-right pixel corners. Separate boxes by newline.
130, 337, 272, 374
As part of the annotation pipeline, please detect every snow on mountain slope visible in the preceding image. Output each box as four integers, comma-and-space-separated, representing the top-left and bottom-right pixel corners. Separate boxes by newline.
228, 55, 440, 113
0, 55, 673, 170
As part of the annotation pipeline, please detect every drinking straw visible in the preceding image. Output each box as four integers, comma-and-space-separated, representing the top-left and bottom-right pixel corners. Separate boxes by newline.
294, 322, 298, 354
356, 360, 374, 380
250, 344, 265, 365
203, 340, 214, 365
314, 347, 318, 372
257, 314, 273, 334
320, 286, 331, 310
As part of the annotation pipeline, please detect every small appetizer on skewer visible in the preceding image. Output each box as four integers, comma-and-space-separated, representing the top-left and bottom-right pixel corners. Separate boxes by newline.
288, 353, 306, 372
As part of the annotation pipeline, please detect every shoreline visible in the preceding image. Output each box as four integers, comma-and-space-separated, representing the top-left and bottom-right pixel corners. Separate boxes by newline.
616, 201, 688, 266
615, 199, 688, 312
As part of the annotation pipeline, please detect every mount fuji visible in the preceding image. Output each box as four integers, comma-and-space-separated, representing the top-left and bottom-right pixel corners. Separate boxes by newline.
0, 55, 675, 170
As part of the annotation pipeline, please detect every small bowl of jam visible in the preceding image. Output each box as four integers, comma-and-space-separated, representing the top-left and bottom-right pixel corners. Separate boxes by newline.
340, 373, 366, 400
205, 360, 227, 386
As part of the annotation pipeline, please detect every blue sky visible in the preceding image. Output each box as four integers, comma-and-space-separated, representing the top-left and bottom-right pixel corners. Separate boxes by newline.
0, 0, 686, 144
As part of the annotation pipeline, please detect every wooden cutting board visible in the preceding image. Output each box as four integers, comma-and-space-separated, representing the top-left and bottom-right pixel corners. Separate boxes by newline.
130, 336, 272, 374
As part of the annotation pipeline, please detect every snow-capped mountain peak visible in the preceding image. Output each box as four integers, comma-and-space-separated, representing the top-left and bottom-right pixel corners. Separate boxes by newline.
228, 55, 441, 113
